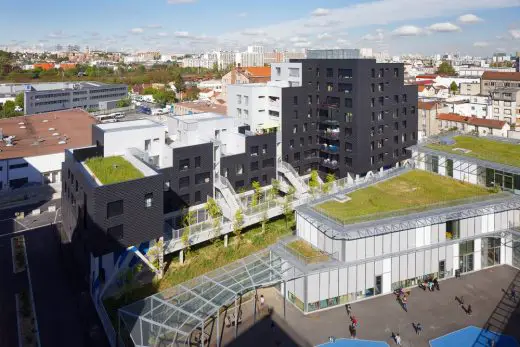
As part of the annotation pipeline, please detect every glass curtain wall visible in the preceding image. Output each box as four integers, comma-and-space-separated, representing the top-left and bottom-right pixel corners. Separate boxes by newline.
481, 237, 501, 268
459, 240, 475, 273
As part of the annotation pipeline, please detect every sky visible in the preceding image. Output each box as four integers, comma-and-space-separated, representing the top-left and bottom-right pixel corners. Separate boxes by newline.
1, 0, 520, 56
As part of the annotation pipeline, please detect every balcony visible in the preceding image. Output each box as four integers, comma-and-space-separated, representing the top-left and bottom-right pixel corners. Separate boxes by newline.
318, 129, 340, 140
320, 144, 339, 153
321, 158, 339, 169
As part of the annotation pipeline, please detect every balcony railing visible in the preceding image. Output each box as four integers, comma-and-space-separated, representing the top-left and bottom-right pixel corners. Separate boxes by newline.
318, 129, 340, 140
320, 144, 339, 153
321, 158, 339, 169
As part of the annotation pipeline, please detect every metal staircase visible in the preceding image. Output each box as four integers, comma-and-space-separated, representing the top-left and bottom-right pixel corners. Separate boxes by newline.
278, 161, 308, 197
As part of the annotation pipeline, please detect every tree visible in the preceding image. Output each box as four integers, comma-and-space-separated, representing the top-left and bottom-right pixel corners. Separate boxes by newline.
14, 93, 24, 109
282, 186, 296, 229
261, 207, 269, 234
251, 181, 261, 207
116, 98, 131, 108
309, 170, 320, 194
449, 81, 458, 94
181, 210, 196, 259
173, 74, 185, 95
322, 172, 336, 194
184, 87, 200, 101
1, 100, 21, 118
205, 197, 222, 241
435, 62, 456, 76
232, 209, 244, 247
269, 179, 280, 200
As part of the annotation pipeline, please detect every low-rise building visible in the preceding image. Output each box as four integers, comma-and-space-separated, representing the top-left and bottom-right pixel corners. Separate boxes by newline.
221, 67, 271, 98
418, 101, 447, 138
459, 82, 481, 96
172, 100, 227, 116
437, 113, 510, 137
24, 81, 128, 115
491, 88, 520, 124
445, 95, 492, 119
481, 71, 520, 95
0, 109, 98, 192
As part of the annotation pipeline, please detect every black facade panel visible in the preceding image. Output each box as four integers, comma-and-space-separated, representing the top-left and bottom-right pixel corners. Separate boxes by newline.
221, 132, 277, 190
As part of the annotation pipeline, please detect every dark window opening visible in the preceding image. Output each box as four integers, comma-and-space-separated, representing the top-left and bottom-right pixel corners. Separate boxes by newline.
107, 200, 123, 218
107, 225, 124, 241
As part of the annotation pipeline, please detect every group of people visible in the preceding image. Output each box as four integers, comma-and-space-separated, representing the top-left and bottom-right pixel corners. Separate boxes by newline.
395, 288, 410, 312
419, 277, 440, 292
346, 304, 358, 339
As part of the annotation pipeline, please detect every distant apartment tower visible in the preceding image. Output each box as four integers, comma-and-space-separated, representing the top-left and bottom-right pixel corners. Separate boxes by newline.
24, 82, 128, 115
481, 71, 520, 95
271, 59, 418, 179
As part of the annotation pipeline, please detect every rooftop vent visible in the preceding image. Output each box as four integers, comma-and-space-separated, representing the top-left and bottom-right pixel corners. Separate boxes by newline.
48, 127, 55, 131
19, 126, 26, 129
18, 122, 24, 125
58, 140, 67, 145
52, 132, 59, 136
42, 119, 49, 123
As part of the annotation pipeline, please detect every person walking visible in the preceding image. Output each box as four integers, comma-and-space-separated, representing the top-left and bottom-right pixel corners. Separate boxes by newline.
511, 288, 517, 302
346, 304, 352, 316
402, 296, 408, 312
395, 333, 402, 346
467, 304, 472, 316
260, 294, 265, 314
459, 295, 464, 307
416, 322, 422, 335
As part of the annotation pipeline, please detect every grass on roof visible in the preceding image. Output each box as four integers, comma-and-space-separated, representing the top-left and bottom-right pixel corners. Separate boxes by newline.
85, 156, 144, 185
287, 240, 330, 263
316, 170, 496, 224
427, 135, 520, 168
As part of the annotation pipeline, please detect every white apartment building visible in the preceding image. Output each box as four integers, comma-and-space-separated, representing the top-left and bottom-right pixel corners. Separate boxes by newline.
445, 95, 492, 119
270, 63, 303, 87
491, 88, 520, 124
236, 51, 264, 67
216, 51, 236, 70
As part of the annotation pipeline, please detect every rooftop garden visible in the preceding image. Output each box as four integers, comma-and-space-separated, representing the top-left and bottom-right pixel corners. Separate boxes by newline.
315, 170, 497, 224
286, 240, 330, 263
427, 136, 520, 168
85, 156, 144, 185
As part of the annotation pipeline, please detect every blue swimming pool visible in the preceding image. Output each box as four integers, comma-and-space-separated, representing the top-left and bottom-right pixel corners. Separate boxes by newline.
430, 326, 519, 347
317, 338, 389, 347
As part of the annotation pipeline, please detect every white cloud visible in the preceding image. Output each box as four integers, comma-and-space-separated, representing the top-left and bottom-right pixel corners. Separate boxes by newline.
473, 41, 489, 47
157, 32, 168, 37
290, 36, 309, 43
174, 31, 190, 38
317, 33, 333, 40
147, 24, 163, 29
311, 8, 330, 16
458, 14, 483, 23
337, 38, 350, 45
47, 30, 70, 39
427, 22, 461, 32
294, 41, 312, 47
167, 0, 196, 3
362, 31, 384, 42
510, 29, 520, 39
237, 12, 248, 17
241, 29, 265, 36
392, 25, 423, 36
130, 28, 144, 34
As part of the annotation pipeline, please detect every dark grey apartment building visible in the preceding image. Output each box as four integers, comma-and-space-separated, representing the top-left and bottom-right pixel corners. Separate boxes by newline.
280, 59, 418, 179
24, 81, 128, 115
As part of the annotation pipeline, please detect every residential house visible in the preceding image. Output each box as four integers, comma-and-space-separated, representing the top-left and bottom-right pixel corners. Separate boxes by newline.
437, 113, 510, 137
481, 71, 520, 95
418, 101, 447, 138
221, 67, 271, 98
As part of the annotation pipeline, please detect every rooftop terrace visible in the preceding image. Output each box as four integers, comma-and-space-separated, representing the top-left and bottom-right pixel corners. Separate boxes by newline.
426, 136, 520, 168
314, 170, 496, 225
85, 156, 144, 185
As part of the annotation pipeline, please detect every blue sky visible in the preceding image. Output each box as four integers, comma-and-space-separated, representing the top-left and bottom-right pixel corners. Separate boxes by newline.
1, 0, 520, 55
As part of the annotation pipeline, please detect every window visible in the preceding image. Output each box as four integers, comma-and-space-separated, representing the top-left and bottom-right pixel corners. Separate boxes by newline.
300, 138, 304, 147
251, 146, 259, 156
9, 163, 28, 170
371, 84, 375, 93
195, 172, 210, 184
345, 112, 353, 122
370, 156, 374, 165
339, 69, 352, 79
236, 164, 244, 175
179, 176, 190, 189
107, 200, 123, 218
411, 106, 416, 114
371, 98, 375, 107
326, 68, 333, 77
237, 108, 242, 116
293, 110, 298, 119
290, 139, 294, 148
326, 83, 334, 92
262, 144, 268, 154
251, 161, 259, 171
378, 69, 384, 78
377, 112, 383, 121
262, 174, 268, 184
394, 135, 398, 144
263, 158, 274, 168
344, 98, 353, 108
145, 193, 153, 208
164, 181, 171, 191
107, 225, 124, 241
294, 152, 300, 162
293, 125, 297, 134
275, 67, 281, 76
345, 142, 352, 152
371, 112, 375, 122
308, 136, 313, 144
293, 96, 298, 105
237, 95, 242, 104
194, 191, 201, 203
394, 68, 399, 77
145, 139, 151, 151
195, 156, 201, 168
308, 95, 312, 104
180, 194, 190, 203
394, 95, 399, 103
370, 141, 374, 150
250, 177, 259, 185
179, 159, 189, 170
371, 69, 375, 78
378, 83, 384, 92
402, 120, 407, 128
402, 94, 407, 103
244, 95, 249, 106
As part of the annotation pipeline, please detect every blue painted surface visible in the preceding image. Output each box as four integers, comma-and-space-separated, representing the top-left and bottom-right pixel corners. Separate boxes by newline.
317, 338, 389, 347
430, 326, 519, 347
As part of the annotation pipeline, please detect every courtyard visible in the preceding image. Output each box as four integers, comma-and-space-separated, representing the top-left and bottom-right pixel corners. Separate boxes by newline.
426, 135, 520, 168
202, 265, 520, 346
314, 170, 496, 224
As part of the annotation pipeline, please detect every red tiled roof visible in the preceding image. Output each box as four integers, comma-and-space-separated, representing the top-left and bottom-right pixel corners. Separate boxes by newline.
412, 80, 435, 86
243, 67, 271, 77
418, 85, 426, 92
437, 113, 506, 129
416, 74, 438, 79
481, 71, 520, 81
418, 101, 439, 110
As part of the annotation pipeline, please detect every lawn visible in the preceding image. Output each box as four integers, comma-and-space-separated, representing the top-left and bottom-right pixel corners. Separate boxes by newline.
104, 217, 293, 324
315, 170, 496, 224
85, 156, 144, 185
287, 240, 330, 263
427, 136, 520, 168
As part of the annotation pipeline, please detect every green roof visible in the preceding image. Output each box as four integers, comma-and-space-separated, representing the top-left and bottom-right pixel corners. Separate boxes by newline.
315, 170, 496, 224
85, 156, 144, 185
427, 136, 520, 168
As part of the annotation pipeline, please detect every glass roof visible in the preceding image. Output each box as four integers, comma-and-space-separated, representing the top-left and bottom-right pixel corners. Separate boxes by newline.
119, 248, 304, 346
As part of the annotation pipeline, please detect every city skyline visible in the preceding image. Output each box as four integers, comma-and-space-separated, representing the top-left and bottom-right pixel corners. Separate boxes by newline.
1, 0, 520, 56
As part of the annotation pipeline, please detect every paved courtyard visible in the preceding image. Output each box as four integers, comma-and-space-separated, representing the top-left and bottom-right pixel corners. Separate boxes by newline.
209, 265, 520, 347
